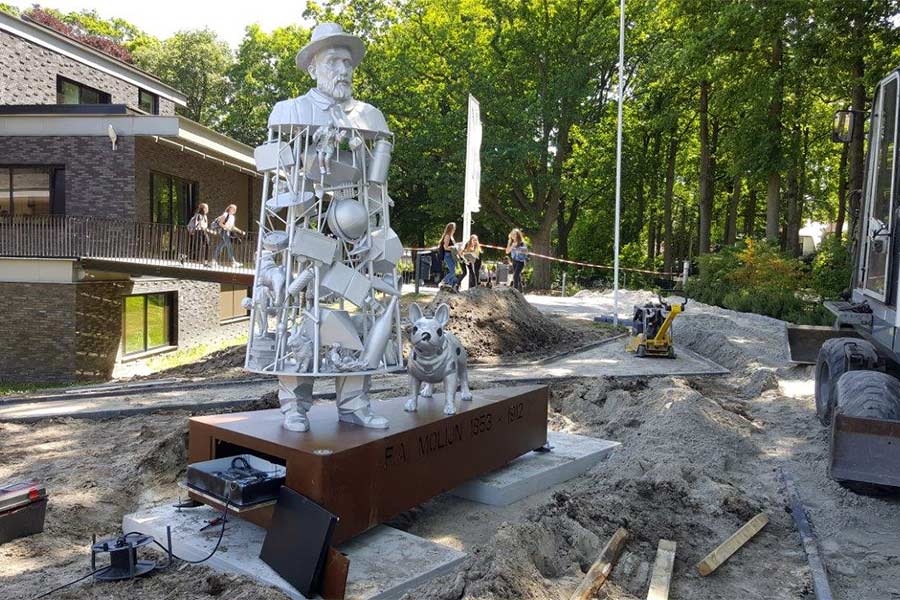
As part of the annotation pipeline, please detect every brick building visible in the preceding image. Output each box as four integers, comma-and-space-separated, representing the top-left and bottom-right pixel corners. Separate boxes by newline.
0, 12, 262, 384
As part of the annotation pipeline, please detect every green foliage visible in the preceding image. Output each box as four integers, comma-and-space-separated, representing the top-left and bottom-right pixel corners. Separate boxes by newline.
222, 24, 311, 146
132, 29, 232, 126
686, 240, 832, 324
0, 3, 20, 16
811, 236, 852, 299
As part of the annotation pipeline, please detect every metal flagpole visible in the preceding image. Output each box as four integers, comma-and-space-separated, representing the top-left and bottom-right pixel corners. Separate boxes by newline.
613, 0, 625, 326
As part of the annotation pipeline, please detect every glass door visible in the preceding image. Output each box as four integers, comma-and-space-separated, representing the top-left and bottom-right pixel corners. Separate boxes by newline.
863, 75, 899, 301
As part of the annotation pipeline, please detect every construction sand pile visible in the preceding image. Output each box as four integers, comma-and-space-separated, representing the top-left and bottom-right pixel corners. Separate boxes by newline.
402, 375, 808, 600
422, 287, 610, 360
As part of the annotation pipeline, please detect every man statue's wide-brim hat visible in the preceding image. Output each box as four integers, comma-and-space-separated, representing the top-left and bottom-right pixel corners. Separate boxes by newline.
296, 22, 365, 72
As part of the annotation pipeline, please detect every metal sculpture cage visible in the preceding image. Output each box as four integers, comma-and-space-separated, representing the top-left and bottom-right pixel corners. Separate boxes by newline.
244, 123, 405, 378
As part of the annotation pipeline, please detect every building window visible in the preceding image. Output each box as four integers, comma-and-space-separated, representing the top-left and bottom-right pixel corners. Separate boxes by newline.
122, 292, 176, 355
56, 76, 111, 105
151, 172, 198, 226
0, 167, 59, 217
139, 89, 159, 114
220, 284, 250, 322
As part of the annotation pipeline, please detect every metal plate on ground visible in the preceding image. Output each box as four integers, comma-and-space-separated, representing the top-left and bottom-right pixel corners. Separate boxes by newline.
451, 431, 619, 505
124, 505, 466, 600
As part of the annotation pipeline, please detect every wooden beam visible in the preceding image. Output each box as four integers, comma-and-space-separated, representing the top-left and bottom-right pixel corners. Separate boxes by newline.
646, 539, 676, 600
570, 527, 629, 600
696, 513, 768, 576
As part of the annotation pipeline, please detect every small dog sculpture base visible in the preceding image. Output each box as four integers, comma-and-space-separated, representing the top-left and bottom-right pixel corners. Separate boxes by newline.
405, 302, 472, 415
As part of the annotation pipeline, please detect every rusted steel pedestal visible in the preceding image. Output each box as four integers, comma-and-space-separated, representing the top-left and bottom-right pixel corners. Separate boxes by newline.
188, 384, 549, 543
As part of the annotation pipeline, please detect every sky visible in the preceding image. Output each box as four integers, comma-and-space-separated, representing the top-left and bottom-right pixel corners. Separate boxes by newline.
8, 0, 312, 48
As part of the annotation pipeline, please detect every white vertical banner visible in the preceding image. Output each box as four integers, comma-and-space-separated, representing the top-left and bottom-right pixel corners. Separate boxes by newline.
461, 94, 482, 290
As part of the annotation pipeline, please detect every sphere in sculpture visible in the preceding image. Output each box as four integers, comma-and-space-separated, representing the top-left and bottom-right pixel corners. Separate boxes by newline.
327, 198, 368, 241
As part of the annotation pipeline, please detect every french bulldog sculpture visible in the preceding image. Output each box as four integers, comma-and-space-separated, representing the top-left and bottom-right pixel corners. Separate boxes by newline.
405, 303, 472, 415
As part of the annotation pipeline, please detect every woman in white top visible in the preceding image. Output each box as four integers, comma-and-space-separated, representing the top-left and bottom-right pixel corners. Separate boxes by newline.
211, 204, 245, 267
188, 202, 210, 264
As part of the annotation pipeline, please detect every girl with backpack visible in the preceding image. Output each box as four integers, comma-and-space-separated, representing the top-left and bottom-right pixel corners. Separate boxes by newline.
187, 203, 210, 265
211, 204, 245, 267
460, 234, 483, 289
506, 228, 528, 292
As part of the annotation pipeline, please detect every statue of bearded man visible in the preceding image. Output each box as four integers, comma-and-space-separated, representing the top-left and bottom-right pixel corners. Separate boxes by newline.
268, 23, 390, 136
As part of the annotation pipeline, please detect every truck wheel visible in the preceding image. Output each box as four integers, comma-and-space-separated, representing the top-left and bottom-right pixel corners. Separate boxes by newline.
814, 337, 877, 425
832, 370, 900, 495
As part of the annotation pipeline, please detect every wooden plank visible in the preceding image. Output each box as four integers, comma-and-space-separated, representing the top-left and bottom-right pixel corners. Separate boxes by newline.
570, 527, 629, 600
646, 539, 676, 600
696, 513, 768, 576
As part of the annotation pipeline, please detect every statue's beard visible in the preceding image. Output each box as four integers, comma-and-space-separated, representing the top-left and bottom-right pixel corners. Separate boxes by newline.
319, 75, 352, 101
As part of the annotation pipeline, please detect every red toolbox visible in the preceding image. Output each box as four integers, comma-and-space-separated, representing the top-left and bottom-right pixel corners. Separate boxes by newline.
0, 480, 47, 544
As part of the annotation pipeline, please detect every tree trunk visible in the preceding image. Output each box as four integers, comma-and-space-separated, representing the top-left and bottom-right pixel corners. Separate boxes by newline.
744, 187, 757, 237
698, 80, 713, 254
663, 129, 678, 272
530, 226, 553, 290
725, 175, 740, 245
786, 133, 801, 257
766, 36, 784, 241
647, 133, 661, 262
836, 142, 849, 242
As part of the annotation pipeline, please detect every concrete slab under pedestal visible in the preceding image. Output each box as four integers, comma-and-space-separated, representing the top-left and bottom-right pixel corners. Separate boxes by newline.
450, 431, 619, 506
123, 504, 466, 600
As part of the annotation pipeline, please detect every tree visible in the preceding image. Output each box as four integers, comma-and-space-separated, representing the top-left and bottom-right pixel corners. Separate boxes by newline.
222, 24, 311, 146
133, 29, 233, 126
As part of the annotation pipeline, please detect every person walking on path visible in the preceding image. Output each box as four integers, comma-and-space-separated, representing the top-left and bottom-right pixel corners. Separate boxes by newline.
439, 222, 459, 291
188, 203, 210, 265
211, 204, 245, 267
460, 234, 482, 289
506, 228, 528, 292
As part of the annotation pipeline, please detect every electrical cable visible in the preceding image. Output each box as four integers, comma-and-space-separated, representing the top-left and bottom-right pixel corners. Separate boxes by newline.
30, 566, 111, 600
149, 496, 231, 566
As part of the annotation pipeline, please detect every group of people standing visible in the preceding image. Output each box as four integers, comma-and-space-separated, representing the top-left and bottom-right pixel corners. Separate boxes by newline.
187, 203, 246, 267
438, 222, 528, 292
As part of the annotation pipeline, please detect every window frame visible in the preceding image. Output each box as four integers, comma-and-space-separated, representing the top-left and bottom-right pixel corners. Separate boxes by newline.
219, 284, 251, 323
138, 88, 159, 115
0, 165, 65, 217
121, 292, 177, 356
55, 76, 111, 105
150, 170, 199, 225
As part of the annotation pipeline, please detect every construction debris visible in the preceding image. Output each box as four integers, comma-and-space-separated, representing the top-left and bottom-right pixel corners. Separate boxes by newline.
646, 539, 676, 600
696, 512, 769, 576
569, 527, 628, 600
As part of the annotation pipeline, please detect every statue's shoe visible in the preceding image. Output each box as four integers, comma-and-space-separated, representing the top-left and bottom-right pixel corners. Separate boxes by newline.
339, 407, 389, 429
281, 406, 310, 432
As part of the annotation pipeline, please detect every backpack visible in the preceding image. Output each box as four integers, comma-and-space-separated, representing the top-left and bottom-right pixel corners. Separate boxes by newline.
187, 213, 201, 233
209, 215, 223, 233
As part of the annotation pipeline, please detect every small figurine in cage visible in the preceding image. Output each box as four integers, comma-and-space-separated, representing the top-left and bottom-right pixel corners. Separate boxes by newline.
311, 123, 345, 176
287, 326, 314, 373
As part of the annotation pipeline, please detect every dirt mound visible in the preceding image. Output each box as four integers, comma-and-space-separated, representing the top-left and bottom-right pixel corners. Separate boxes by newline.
405, 376, 808, 600
421, 287, 593, 360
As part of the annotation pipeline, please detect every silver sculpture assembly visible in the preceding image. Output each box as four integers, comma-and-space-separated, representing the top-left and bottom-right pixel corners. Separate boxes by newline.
245, 23, 404, 433
405, 303, 472, 415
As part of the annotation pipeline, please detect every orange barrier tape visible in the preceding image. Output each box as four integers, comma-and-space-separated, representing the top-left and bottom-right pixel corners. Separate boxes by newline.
403, 244, 676, 277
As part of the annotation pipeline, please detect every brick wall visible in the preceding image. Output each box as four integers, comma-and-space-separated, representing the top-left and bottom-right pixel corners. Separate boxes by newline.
0, 280, 127, 384
0, 135, 135, 218
0, 277, 249, 384
0, 29, 176, 115
135, 137, 260, 231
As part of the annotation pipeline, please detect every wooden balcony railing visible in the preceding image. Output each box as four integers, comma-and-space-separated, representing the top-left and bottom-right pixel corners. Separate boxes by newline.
0, 215, 257, 274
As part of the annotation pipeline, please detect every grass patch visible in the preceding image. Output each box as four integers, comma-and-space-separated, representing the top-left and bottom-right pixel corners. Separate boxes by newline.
0, 381, 69, 397
140, 333, 248, 374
